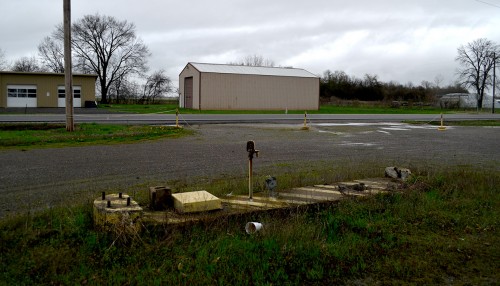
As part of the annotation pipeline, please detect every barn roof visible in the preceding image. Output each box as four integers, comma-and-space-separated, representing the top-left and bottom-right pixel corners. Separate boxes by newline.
189, 62, 319, 78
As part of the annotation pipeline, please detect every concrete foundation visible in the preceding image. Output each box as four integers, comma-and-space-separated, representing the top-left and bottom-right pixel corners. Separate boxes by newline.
93, 193, 143, 232
171, 191, 222, 213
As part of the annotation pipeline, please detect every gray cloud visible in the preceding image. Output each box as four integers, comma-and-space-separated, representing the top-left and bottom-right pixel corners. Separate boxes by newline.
1, 0, 499, 88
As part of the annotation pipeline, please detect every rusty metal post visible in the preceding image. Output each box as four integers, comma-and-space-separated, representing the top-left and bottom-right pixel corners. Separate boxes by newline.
247, 141, 259, 201
248, 157, 253, 200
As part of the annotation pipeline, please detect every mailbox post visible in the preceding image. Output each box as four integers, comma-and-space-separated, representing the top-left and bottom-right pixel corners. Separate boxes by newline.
247, 141, 259, 200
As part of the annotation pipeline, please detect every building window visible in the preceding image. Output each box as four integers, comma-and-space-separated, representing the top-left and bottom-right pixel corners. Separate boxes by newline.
58, 86, 81, 98
7, 87, 37, 98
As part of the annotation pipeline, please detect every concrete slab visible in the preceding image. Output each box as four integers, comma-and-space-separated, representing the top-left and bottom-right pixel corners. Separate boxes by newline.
312, 185, 368, 196
172, 190, 222, 213
278, 192, 340, 202
142, 177, 399, 225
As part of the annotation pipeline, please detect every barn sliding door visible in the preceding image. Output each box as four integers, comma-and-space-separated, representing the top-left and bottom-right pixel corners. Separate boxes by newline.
184, 77, 193, 109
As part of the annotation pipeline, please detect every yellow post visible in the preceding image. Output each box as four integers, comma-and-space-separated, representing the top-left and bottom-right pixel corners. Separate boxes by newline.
438, 113, 446, 131
301, 111, 309, 130
175, 108, 179, 128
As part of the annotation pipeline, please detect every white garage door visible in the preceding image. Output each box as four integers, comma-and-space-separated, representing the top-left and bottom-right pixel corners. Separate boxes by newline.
58, 86, 82, 108
7, 85, 37, 107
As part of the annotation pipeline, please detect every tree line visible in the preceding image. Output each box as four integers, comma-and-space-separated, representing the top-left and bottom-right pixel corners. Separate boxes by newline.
319, 70, 467, 103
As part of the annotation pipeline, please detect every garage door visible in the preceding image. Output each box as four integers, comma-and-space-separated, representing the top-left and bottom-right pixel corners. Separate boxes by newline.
7, 85, 37, 107
58, 86, 82, 108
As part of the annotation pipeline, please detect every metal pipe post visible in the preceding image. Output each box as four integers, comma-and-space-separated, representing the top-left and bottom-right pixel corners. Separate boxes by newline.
248, 158, 253, 200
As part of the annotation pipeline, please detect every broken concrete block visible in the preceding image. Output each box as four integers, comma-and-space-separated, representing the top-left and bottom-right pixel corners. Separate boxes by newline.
385, 167, 412, 181
171, 190, 222, 213
93, 193, 143, 232
399, 168, 412, 181
149, 186, 173, 210
385, 167, 399, 179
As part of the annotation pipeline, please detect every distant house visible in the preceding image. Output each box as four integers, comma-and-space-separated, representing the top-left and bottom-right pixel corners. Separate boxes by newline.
178, 62, 319, 110
0, 71, 97, 108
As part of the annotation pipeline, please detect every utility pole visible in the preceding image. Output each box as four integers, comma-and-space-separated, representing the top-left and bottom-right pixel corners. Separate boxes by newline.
64, 0, 74, 131
493, 52, 496, 114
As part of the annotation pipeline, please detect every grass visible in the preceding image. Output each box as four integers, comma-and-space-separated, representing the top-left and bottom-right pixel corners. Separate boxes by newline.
405, 120, 500, 126
0, 123, 192, 149
100, 103, 449, 115
0, 167, 498, 285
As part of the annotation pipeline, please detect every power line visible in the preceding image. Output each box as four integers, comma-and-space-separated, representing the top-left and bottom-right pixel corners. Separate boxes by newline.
475, 0, 500, 8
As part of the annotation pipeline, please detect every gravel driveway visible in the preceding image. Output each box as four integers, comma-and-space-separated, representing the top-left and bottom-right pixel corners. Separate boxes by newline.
0, 123, 498, 218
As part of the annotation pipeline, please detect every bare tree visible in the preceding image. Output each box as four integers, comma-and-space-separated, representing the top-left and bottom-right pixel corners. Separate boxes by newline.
229, 54, 275, 67
11, 56, 44, 72
109, 77, 140, 103
38, 36, 65, 73
0, 48, 10, 70
43, 14, 150, 103
141, 70, 173, 104
456, 38, 500, 109
433, 74, 444, 88
420, 80, 434, 89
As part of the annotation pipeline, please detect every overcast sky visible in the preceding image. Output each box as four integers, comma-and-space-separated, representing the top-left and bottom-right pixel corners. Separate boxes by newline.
1, 0, 499, 88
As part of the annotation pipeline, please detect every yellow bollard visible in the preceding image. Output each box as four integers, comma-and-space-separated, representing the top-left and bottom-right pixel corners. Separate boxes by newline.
175, 108, 179, 128
438, 113, 446, 131
301, 111, 309, 130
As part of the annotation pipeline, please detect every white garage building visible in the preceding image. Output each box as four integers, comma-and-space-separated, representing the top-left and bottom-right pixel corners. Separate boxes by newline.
179, 63, 319, 110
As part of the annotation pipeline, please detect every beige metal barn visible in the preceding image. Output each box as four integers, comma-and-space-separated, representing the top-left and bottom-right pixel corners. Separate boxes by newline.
179, 63, 319, 110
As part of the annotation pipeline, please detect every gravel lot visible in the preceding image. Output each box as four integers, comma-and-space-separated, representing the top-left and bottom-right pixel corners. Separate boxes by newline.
0, 122, 498, 218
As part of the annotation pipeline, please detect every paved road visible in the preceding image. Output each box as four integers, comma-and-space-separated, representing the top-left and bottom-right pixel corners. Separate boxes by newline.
0, 122, 498, 218
0, 112, 499, 124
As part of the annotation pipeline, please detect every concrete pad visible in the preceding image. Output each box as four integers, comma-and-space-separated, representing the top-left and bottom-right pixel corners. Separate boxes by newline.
278, 192, 340, 202
172, 190, 222, 213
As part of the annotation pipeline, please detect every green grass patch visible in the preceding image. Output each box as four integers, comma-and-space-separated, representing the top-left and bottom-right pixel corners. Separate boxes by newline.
1, 168, 498, 284
99, 103, 181, 114
405, 120, 500, 126
101, 103, 449, 115
0, 123, 192, 149
314, 105, 446, 114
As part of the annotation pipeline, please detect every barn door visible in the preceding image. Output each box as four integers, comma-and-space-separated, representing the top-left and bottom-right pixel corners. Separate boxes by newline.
184, 77, 193, 109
